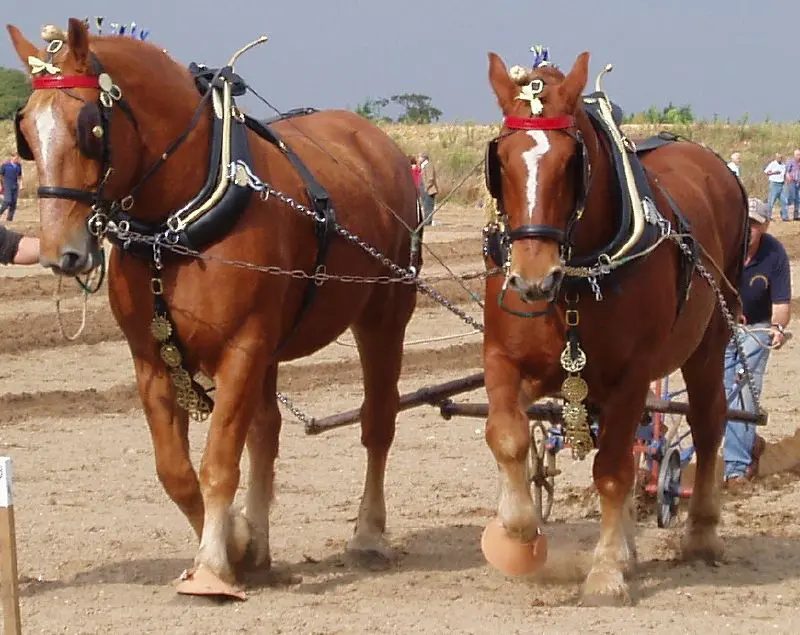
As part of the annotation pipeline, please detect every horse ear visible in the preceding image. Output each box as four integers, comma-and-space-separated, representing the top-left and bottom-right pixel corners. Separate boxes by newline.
6, 25, 39, 69
488, 52, 518, 114
559, 51, 590, 111
67, 17, 90, 67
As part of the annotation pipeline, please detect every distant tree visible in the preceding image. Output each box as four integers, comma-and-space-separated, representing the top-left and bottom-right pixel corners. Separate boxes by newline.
354, 97, 390, 122
623, 102, 695, 125
0, 66, 31, 120
390, 93, 442, 124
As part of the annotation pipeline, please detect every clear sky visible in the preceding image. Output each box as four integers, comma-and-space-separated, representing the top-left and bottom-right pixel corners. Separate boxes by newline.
1, 0, 794, 123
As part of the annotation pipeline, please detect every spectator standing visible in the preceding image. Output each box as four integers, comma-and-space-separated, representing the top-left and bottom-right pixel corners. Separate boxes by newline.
763, 153, 787, 221
785, 149, 800, 220
418, 152, 438, 227
0, 153, 23, 222
727, 151, 742, 178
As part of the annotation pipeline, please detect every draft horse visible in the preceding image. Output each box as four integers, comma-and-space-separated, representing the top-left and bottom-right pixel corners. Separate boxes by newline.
8, 19, 418, 595
482, 51, 747, 604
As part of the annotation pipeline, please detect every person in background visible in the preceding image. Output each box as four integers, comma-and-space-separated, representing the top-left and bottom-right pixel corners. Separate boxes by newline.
723, 198, 791, 485
784, 149, 800, 221
0, 224, 39, 264
0, 153, 23, 222
409, 155, 422, 225
763, 152, 787, 221
418, 152, 438, 227
727, 151, 742, 178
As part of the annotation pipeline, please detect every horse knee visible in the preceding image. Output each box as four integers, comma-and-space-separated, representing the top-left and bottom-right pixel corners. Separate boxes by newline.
486, 412, 530, 463
594, 470, 634, 501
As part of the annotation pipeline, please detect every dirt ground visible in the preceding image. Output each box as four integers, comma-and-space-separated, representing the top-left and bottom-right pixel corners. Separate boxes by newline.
2, 199, 800, 634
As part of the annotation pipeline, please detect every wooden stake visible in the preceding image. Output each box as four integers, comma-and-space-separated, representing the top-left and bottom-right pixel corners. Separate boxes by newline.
0, 457, 21, 635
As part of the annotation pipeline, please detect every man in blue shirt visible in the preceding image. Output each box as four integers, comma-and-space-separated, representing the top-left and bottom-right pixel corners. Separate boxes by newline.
723, 198, 791, 484
0, 153, 24, 222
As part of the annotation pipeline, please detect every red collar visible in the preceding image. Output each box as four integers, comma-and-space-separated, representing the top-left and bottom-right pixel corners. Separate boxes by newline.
31, 75, 100, 90
503, 114, 575, 131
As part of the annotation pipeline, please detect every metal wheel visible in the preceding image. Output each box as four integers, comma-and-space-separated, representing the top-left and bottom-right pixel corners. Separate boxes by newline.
656, 445, 682, 528
529, 421, 556, 522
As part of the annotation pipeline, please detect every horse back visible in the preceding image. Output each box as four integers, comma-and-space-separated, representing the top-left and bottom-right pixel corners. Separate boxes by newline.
640, 140, 748, 283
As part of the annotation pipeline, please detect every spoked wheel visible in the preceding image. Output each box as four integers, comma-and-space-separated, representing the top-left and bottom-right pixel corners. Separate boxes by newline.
529, 421, 557, 522
656, 445, 682, 528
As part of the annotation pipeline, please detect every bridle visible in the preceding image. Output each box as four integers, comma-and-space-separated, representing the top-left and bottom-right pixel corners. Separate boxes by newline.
486, 113, 590, 255
484, 111, 592, 318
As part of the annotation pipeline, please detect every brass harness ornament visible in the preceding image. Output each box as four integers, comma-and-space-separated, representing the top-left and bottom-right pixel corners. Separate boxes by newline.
150, 273, 212, 422
560, 296, 593, 460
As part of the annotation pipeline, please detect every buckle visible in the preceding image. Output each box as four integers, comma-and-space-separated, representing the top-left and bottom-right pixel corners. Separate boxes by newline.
565, 309, 580, 327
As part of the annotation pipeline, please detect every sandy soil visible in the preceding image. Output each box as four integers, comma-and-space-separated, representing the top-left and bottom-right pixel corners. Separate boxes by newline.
2, 200, 800, 634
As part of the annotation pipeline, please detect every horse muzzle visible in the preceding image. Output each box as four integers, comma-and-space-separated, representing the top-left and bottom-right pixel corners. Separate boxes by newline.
42, 243, 102, 276
506, 266, 565, 304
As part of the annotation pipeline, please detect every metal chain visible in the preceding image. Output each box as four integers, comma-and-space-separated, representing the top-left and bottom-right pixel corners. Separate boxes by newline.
673, 237, 763, 412
276, 391, 313, 426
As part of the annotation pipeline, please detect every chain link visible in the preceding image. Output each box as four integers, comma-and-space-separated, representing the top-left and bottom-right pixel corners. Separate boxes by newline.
276, 391, 313, 427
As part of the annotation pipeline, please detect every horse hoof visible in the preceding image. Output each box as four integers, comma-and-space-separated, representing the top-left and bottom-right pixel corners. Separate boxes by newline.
681, 530, 724, 563
580, 570, 632, 606
175, 564, 247, 601
346, 535, 396, 570
481, 517, 548, 576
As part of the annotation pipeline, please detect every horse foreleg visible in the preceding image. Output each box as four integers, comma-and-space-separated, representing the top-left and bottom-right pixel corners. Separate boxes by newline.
347, 311, 409, 566
134, 355, 204, 539
195, 344, 266, 585
235, 365, 281, 570
582, 382, 648, 606
485, 352, 540, 541
679, 315, 727, 562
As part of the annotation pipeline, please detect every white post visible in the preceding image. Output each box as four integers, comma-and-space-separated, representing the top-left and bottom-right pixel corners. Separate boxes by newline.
0, 457, 21, 635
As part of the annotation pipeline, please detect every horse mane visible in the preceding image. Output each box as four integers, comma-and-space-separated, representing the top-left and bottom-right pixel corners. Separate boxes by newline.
87, 35, 200, 105
83, 35, 205, 151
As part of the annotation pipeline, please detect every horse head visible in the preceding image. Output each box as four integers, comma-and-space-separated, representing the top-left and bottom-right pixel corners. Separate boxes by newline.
486, 50, 589, 303
7, 18, 205, 274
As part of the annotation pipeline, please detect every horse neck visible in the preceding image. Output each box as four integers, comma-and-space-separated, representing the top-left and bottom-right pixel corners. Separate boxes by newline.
95, 40, 213, 223
568, 108, 619, 255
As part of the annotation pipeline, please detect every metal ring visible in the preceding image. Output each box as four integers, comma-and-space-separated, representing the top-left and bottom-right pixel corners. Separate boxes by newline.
46, 40, 64, 54
100, 92, 113, 108
120, 195, 134, 211
108, 85, 123, 100
166, 215, 183, 233
117, 220, 130, 234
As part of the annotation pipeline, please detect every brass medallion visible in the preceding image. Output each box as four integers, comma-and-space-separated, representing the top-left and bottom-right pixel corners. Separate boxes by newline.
560, 343, 587, 373
170, 368, 192, 390
561, 375, 589, 403
562, 402, 588, 427
150, 315, 172, 342
160, 343, 182, 368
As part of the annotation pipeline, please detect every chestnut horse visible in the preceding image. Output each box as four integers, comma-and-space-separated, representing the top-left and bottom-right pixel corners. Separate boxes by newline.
9, 19, 417, 594
483, 51, 747, 603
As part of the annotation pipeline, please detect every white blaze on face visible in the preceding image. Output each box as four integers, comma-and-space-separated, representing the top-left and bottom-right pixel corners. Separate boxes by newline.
521, 130, 550, 222
34, 102, 58, 166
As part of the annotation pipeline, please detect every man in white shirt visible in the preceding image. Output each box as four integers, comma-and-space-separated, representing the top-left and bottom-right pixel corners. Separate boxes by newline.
763, 153, 787, 220
727, 151, 742, 178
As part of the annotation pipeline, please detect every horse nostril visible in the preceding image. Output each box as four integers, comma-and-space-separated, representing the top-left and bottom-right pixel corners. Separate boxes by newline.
539, 267, 565, 294
58, 251, 84, 274
507, 273, 524, 292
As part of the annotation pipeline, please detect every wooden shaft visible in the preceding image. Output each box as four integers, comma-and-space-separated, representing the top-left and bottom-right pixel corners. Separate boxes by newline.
304, 372, 485, 435
439, 397, 765, 425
